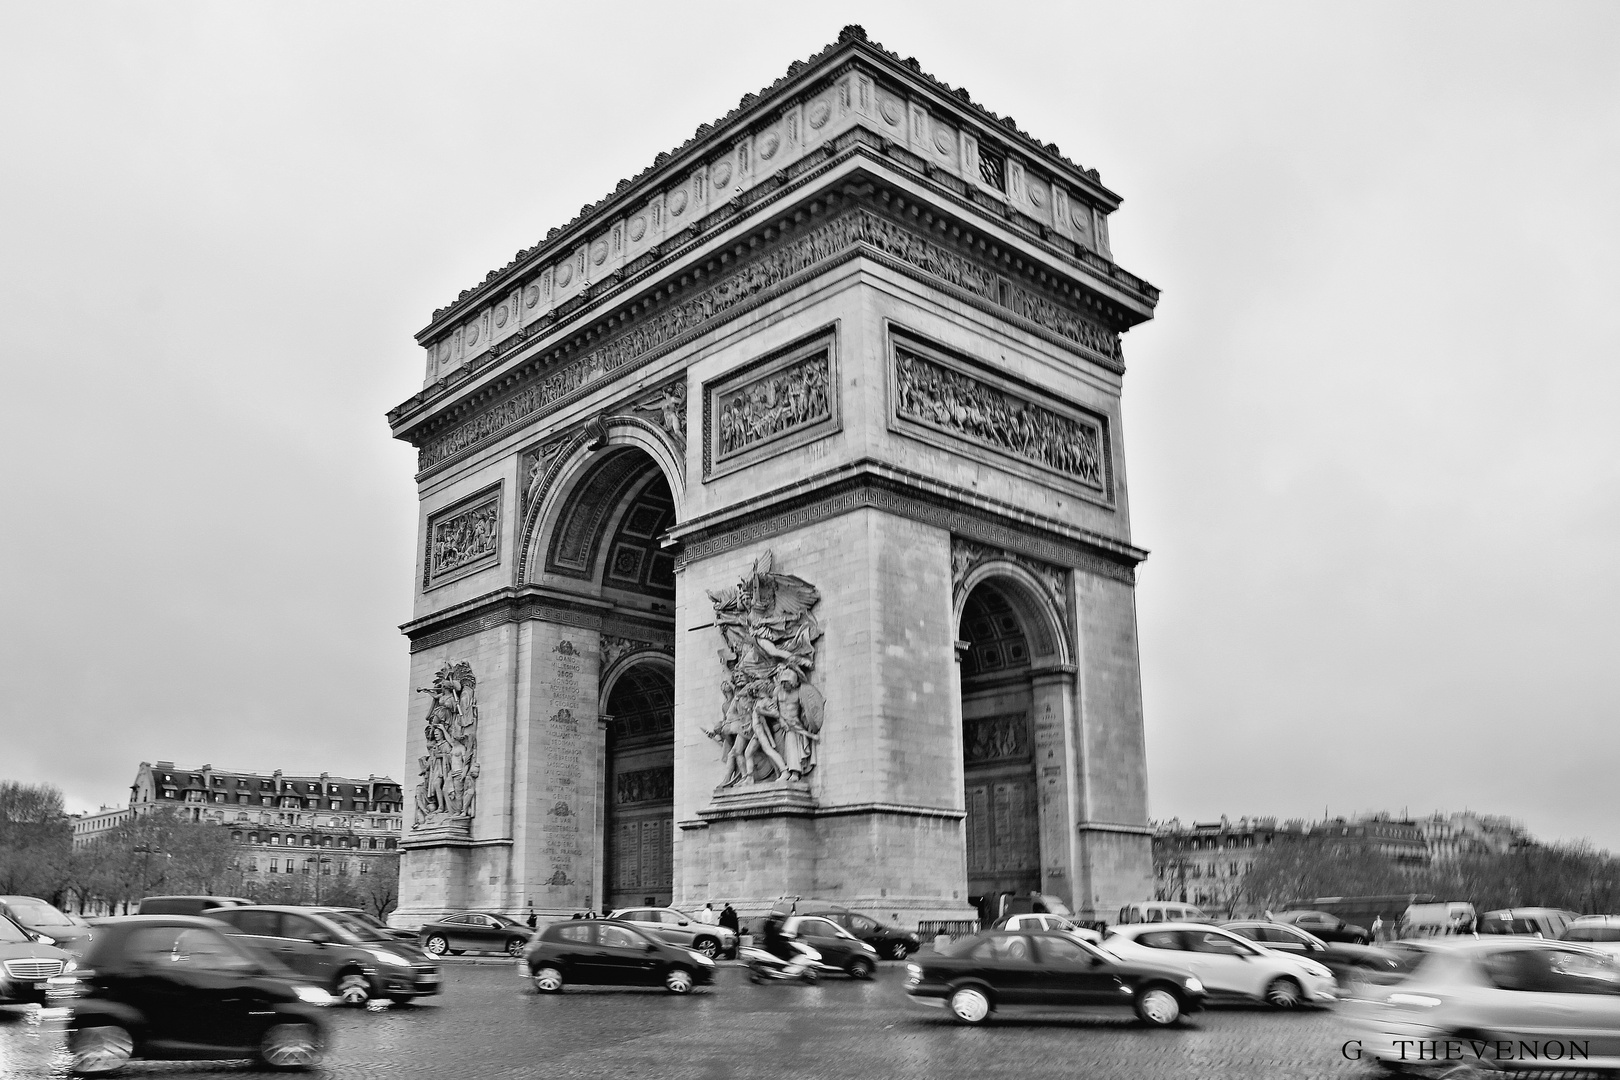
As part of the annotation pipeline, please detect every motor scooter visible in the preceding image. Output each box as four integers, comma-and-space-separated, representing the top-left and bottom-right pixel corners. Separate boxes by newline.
742, 940, 823, 984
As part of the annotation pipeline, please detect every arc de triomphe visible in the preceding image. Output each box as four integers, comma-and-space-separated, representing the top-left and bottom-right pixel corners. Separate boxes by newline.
387, 27, 1159, 928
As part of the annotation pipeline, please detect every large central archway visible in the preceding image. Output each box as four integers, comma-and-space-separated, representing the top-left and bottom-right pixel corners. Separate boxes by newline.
602, 660, 675, 909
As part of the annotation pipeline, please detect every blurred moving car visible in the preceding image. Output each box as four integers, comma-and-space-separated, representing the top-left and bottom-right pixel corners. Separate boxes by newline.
1342, 936, 1620, 1074
798, 905, 921, 960
992, 913, 1100, 941
1561, 915, 1620, 959
521, 918, 715, 994
136, 896, 254, 916
1479, 908, 1581, 939
209, 905, 439, 1006
0, 911, 75, 1006
1104, 923, 1337, 1008
778, 915, 879, 978
58, 915, 327, 1074
1274, 909, 1371, 945
1116, 901, 1209, 925
324, 907, 417, 942
417, 912, 532, 957
0, 895, 92, 952
1400, 901, 1477, 938
1222, 920, 1401, 985
904, 928, 1207, 1026
608, 906, 737, 960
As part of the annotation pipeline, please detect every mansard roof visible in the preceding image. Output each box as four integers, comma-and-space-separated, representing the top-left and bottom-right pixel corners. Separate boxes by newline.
421, 25, 1128, 339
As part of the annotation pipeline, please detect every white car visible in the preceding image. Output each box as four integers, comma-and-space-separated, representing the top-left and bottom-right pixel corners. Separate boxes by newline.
1560, 915, 1620, 960
1103, 922, 1336, 1008
991, 913, 1100, 941
607, 906, 737, 959
1342, 936, 1620, 1073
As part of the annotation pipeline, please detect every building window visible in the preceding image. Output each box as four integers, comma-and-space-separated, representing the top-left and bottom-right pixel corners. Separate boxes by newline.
360, 861, 370, 874
269, 859, 278, 873
270, 835, 280, 845
385, 838, 396, 851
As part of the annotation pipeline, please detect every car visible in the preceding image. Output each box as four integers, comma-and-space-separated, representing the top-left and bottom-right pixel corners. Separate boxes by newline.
992, 913, 1101, 941
136, 895, 255, 916
1103, 922, 1337, 1008
1479, 907, 1582, 939
56, 915, 328, 1074
1116, 901, 1210, 925
904, 928, 1208, 1026
324, 907, 417, 942
1222, 920, 1403, 985
778, 915, 880, 978
0, 895, 93, 953
0, 911, 76, 1006
608, 906, 738, 960
208, 905, 439, 1007
1341, 935, 1620, 1074
1274, 909, 1371, 945
1561, 915, 1620, 960
417, 911, 532, 957
798, 906, 921, 960
521, 917, 715, 994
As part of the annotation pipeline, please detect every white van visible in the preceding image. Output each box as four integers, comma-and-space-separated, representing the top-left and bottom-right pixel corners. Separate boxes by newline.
1479, 908, 1581, 939
1116, 901, 1209, 925
1399, 901, 1477, 937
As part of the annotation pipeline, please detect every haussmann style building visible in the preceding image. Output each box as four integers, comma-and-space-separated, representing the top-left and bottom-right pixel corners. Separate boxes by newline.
386, 27, 1161, 928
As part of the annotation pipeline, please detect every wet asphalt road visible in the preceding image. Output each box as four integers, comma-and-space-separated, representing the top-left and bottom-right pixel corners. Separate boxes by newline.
0, 957, 1379, 1080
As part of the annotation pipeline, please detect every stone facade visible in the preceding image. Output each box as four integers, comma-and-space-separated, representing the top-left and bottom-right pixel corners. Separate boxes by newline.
388, 28, 1158, 927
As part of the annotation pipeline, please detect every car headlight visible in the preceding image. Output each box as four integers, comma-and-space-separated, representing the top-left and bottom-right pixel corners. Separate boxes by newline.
1183, 976, 1204, 993
294, 985, 335, 1005
34, 934, 56, 946
369, 949, 411, 967
1387, 992, 1442, 1008
688, 950, 716, 967
1302, 961, 1333, 979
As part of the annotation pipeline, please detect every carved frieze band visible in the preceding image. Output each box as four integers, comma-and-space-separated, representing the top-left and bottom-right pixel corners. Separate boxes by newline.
717, 351, 831, 459
423, 483, 502, 589
615, 766, 674, 807
415, 208, 1120, 472
963, 712, 1031, 765
896, 346, 1105, 490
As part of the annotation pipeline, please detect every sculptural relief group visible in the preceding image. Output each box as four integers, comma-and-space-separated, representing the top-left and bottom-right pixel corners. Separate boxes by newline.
703, 550, 826, 787
413, 660, 481, 828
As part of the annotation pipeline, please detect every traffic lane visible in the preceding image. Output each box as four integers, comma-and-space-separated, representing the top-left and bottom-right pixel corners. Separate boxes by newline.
0, 962, 1370, 1080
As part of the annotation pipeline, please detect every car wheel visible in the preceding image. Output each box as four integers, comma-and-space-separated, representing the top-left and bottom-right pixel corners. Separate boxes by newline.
1134, 985, 1182, 1026
847, 957, 874, 980
949, 986, 991, 1024
692, 936, 720, 959
533, 965, 565, 993
887, 942, 911, 961
335, 970, 372, 1007
423, 934, 448, 956
1264, 976, 1302, 1009
800, 967, 819, 985
69, 1024, 134, 1075
664, 967, 695, 994
259, 1022, 323, 1070
506, 938, 526, 958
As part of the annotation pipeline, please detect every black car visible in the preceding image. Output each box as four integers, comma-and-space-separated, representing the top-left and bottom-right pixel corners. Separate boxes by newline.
419, 911, 532, 957
0, 911, 75, 1006
800, 906, 921, 960
58, 915, 327, 1074
521, 918, 716, 994
209, 905, 440, 1006
904, 929, 1208, 1026
782, 916, 880, 978
136, 895, 254, 916
1274, 910, 1372, 945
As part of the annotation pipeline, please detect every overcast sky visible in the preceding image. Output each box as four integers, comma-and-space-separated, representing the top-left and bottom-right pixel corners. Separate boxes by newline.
2, 3, 1615, 848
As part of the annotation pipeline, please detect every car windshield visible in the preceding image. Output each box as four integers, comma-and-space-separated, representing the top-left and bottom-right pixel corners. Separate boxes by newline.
1481, 917, 1542, 935
933, 934, 983, 958
488, 913, 521, 928
325, 911, 391, 942
7, 901, 72, 927
0, 916, 32, 944
1564, 925, 1620, 943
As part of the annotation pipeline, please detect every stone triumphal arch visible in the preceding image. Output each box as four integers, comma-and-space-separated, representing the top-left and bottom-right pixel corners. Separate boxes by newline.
388, 27, 1159, 927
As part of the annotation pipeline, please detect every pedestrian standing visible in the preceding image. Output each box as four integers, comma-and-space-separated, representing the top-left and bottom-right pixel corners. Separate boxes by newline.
1371, 915, 1383, 941
719, 904, 739, 934
696, 902, 718, 925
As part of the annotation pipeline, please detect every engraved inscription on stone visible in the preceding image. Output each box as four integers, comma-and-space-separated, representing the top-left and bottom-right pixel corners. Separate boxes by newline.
425, 490, 500, 585
716, 351, 830, 458
540, 638, 586, 889
895, 347, 1104, 489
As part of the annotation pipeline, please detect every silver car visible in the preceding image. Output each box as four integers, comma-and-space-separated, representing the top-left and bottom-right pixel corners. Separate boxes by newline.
608, 907, 737, 960
1343, 936, 1620, 1074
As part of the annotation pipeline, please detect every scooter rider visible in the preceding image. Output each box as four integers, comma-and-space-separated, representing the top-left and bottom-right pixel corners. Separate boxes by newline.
763, 914, 810, 976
